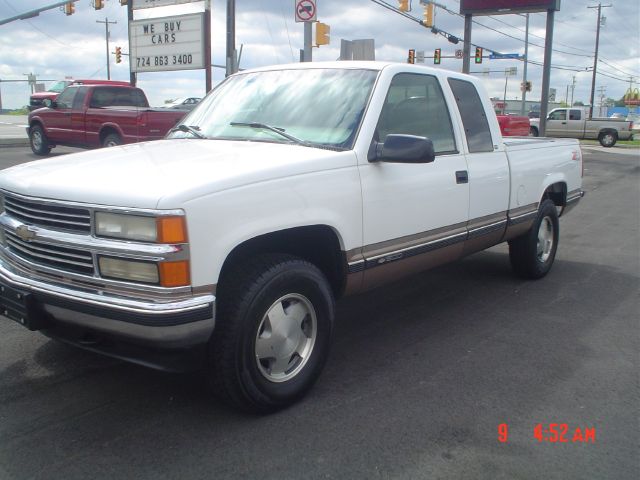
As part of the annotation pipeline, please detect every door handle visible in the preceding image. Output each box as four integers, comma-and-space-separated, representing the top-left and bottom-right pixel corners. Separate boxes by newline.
455, 170, 468, 184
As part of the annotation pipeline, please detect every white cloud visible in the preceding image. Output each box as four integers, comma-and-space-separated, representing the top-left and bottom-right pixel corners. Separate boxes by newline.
0, 0, 638, 109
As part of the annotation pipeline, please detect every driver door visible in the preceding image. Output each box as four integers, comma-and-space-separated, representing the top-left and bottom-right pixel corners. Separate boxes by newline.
358, 73, 470, 290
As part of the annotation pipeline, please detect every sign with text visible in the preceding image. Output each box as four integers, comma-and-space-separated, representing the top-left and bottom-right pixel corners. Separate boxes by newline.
132, 0, 195, 10
460, 0, 560, 15
129, 13, 205, 73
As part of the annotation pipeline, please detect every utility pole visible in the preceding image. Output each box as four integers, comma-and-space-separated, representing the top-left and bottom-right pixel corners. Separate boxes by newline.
226, 0, 236, 76
96, 18, 117, 80
597, 85, 607, 116
205, 0, 212, 90
303, 22, 312, 62
587, 3, 611, 119
521, 13, 529, 115
462, 14, 472, 74
570, 76, 576, 106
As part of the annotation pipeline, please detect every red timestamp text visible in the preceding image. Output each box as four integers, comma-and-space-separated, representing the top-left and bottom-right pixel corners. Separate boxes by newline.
534, 423, 595, 443
497, 423, 596, 443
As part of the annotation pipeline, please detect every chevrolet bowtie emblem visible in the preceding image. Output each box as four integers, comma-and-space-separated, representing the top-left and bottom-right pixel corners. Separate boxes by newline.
15, 225, 37, 242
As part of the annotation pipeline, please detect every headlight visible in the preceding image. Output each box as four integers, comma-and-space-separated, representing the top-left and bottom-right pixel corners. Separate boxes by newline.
95, 212, 187, 243
99, 257, 159, 284
96, 213, 156, 242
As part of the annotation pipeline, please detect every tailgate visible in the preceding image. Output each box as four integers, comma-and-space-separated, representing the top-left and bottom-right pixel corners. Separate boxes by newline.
142, 110, 186, 139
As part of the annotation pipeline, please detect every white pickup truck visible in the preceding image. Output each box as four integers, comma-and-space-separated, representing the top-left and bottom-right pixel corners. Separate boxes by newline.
530, 107, 634, 147
0, 62, 583, 412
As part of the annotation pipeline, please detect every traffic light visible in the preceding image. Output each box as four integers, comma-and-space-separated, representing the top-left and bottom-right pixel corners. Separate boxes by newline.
398, 0, 409, 12
115, 46, 122, 64
408, 49, 415, 64
475, 47, 483, 64
94, 0, 104, 9
315, 22, 330, 46
423, 3, 434, 27
434, 48, 441, 64
64, 2, 74, 15
526, 81, 532, 92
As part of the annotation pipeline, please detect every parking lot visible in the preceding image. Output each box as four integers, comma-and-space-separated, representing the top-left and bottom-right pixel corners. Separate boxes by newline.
0, 145, 638, 479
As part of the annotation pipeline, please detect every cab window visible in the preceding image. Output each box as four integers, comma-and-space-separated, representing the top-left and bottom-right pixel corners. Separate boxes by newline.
55, 87, 78, 109
549, 110, 567, 121
447, 78, 494, 153
569, 109, 581, 120
375, 73, 457, 155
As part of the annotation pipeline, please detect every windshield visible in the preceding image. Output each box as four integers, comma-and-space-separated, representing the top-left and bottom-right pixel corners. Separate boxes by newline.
168, 68, 379, 149
49, 81, 70, 93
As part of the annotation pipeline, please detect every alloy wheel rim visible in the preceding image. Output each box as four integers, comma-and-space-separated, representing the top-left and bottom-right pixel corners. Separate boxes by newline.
536, 216, 554, 262
32, 131, 42, 149
255, 293, 317, 383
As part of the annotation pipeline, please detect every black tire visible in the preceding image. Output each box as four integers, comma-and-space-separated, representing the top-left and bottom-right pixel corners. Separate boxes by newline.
598, 131, 617, 147
529, 126, 539, 137
102, 133, 122, 148
208, 254, 334, 413
508, 199, 559, 279
29, 124, 51, 155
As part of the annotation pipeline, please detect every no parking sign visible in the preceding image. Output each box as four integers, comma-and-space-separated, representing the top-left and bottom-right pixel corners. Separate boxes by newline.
295, 0, 317, 22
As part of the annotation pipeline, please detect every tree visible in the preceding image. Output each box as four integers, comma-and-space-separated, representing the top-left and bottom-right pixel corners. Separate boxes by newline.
574, 101, 585, 106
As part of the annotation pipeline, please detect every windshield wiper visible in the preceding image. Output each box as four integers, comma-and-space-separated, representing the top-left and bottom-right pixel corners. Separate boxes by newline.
170, 124, 206, 139
230, 122, 310, 147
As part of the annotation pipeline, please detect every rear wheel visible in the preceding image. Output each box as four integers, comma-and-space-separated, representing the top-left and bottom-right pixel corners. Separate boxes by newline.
102, 133, 122, 148
29, 125, 51, 155
208, 254, 334, 413
509, 199, 559, 279
598, 131, 617, 147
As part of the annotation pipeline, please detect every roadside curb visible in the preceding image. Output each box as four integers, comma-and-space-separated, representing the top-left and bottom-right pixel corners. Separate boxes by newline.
0, 138, 30, 147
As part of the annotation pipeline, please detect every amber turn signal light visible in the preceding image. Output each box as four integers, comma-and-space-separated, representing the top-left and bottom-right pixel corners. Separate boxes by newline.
156, 216, 187, 243
159, 260, 190, 287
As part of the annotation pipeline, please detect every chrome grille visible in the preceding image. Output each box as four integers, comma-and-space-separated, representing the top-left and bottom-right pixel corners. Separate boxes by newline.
4, 194, 91, 233
4, 229, 95, 275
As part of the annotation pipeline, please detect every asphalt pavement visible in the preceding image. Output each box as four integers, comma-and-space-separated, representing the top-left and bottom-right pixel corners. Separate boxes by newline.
0, 145, 638, 479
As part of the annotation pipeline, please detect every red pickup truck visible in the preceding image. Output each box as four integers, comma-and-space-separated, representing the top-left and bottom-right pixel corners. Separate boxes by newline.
496, 114, 531, 137
28, 84, 187, 155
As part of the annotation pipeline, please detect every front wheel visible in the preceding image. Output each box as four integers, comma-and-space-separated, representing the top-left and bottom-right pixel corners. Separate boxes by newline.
598, 131, 617, 147
529, 126, 539, 137
208, 254, 334, 413
29, 125, 51, 155
508, 199, 559, 279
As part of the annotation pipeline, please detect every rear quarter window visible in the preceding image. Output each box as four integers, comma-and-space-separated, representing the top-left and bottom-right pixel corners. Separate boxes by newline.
447, 78, 494, 153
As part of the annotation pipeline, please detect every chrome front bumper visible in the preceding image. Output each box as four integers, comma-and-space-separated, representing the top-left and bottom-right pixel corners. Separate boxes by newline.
0, 254, 216, 349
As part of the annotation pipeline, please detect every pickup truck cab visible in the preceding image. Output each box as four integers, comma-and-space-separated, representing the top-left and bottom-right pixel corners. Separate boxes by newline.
0, 62, 583, 412
28, 79, 131, 111
27, 84, 186, 155
530, 107, 634, 146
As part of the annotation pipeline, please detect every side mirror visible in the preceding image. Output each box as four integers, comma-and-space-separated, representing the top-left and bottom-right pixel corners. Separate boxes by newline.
43, 99, 54, 108
369, 134, 436, 164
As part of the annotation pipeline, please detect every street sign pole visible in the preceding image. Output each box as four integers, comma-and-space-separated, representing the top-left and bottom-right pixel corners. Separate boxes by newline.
538, 8, 555, 136
462, 14, 472, 74
127, 1, 136, 86
304, 21, 312, 62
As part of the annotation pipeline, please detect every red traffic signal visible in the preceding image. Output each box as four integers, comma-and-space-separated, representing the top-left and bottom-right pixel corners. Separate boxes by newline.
408, 49, 415, 64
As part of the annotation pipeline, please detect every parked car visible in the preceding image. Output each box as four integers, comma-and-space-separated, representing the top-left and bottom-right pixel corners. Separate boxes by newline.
497, 114, 531, 136
163, 97, 202, 111
28, 79, 130, 111
1, 62, 583, 412
27, 84, 187, 155
530, 107, 634, 146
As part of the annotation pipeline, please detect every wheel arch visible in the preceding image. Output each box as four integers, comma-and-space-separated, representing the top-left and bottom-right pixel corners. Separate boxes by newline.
217, 225, 347, 301
540, 180, 567, 207
99, 124, 124, 144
